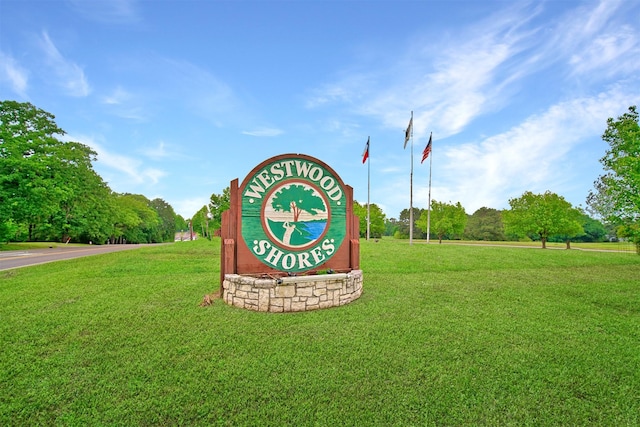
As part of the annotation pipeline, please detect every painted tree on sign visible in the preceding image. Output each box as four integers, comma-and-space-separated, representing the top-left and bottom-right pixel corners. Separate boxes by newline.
271, 184, 325, 222
503, 191, 583, 249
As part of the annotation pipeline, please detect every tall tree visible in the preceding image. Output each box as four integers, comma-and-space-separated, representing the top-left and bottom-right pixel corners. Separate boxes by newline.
549, 207, 586, 249
1, 101, 68, 240
1, 101, 120, 243
150, 198, 177, 242
550, 212, 607, 243
578, 214, 607, 242
354, 201, 387, 239
464, 207, 506, 241
191, 205, 211, 239
587, 106, 640, 254
417, 200, 467, 243
208, 187, 230, 232
504, 191, 583, 249
112, 194, 161, 244
45, 141, 114, 243
1, 101, 181, 245
175, 215, 188, 235
384, 218, 400, 237
396, 208, 424, 239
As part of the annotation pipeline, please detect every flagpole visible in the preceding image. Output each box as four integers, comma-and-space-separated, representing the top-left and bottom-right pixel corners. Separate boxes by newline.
367, 136, 371, 241
426, 132, 432, 243
409, 111, 414, 246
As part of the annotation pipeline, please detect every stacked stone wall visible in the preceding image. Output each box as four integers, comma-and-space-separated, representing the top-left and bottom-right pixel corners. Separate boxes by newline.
222, 270, 363, 312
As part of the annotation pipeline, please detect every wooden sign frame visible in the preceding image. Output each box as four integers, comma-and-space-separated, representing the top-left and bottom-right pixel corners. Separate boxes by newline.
220, 153, 360, 286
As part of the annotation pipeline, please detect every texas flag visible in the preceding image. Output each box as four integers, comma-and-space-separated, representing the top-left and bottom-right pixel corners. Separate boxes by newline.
362, 137, 370, 164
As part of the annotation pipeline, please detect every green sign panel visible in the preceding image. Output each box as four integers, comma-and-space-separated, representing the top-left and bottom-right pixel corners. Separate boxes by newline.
241, 156, 347, 273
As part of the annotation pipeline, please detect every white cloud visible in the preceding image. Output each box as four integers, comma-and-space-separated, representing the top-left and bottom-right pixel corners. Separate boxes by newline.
569, 0, 621, 39
101, 86, 149, 120
305, 81, 358, 109
139, 141, 182, 161
371, 85, 639, 219
67, 134, 167, 187
308, 3, 541, 140
38, 31, 91, 97
142, 168, 166, 185
173, 197, 209, 219
541, 0, 640, 79
307, 1, 640, 220
161, 58, 238, 122
102, 86, 131, 105
94, 55, 248, 127
242, 128, 284, 137
67, 0, 140, 24
424, 87, 639, 213
569, 26, 639, 77
114, 56, 241, 126
0, 52, 28, 98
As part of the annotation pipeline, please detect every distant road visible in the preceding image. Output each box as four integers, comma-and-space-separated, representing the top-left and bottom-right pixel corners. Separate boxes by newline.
0, 244, 156, 271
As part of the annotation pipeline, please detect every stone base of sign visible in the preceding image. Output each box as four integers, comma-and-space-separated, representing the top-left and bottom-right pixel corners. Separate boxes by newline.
222, 270, 363, 312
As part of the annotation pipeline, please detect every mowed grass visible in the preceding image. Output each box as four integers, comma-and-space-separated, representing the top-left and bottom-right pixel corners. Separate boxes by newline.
435, 239, 638, 252
1, 239, 639, 425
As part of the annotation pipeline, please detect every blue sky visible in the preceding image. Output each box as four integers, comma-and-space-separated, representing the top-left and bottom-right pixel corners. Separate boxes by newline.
1, 0, 639, 220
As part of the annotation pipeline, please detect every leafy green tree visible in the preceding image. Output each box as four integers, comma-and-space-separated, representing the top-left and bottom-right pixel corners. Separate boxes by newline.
549, 207, 586, 249
1, 101, 68, 240
1, 100, 120, 244
504, 191, 584, 249
552, 213, 607, 243
209, 187, 230, 232
271, 184, 325, 222
150, 198, 177, 242
384, 218, 399, 237
353, 202, 366, 237
175, 214, 188, 234
44, 141, 114, 243
578, 214, 607, 242
417, 200, 467, 243
112, 194, 161, 244
396, 208, 424, 239
0, 220, 18, 244
464, 207, 506, 241
191, 205, 211, 239
354, 201, 387, 239
1, 101, 181, 245
74, 190, 116, 244
587, 106, 640, 254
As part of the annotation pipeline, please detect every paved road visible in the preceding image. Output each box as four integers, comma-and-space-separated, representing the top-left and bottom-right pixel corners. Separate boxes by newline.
0, 245, 153, 271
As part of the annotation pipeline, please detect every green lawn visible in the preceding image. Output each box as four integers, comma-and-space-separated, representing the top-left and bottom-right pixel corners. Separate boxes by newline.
1, 239, 639, 425
435, 239, 638, 252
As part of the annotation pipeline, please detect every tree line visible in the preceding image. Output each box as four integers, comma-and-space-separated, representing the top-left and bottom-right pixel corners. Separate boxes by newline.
1, 101, 185, 245
384, 196, 607, 249
5, 100, 636, 252
363, 106, 640, 253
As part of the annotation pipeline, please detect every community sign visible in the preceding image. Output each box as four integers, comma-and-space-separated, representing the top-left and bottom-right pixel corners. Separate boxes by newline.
220, 153, 359, 280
